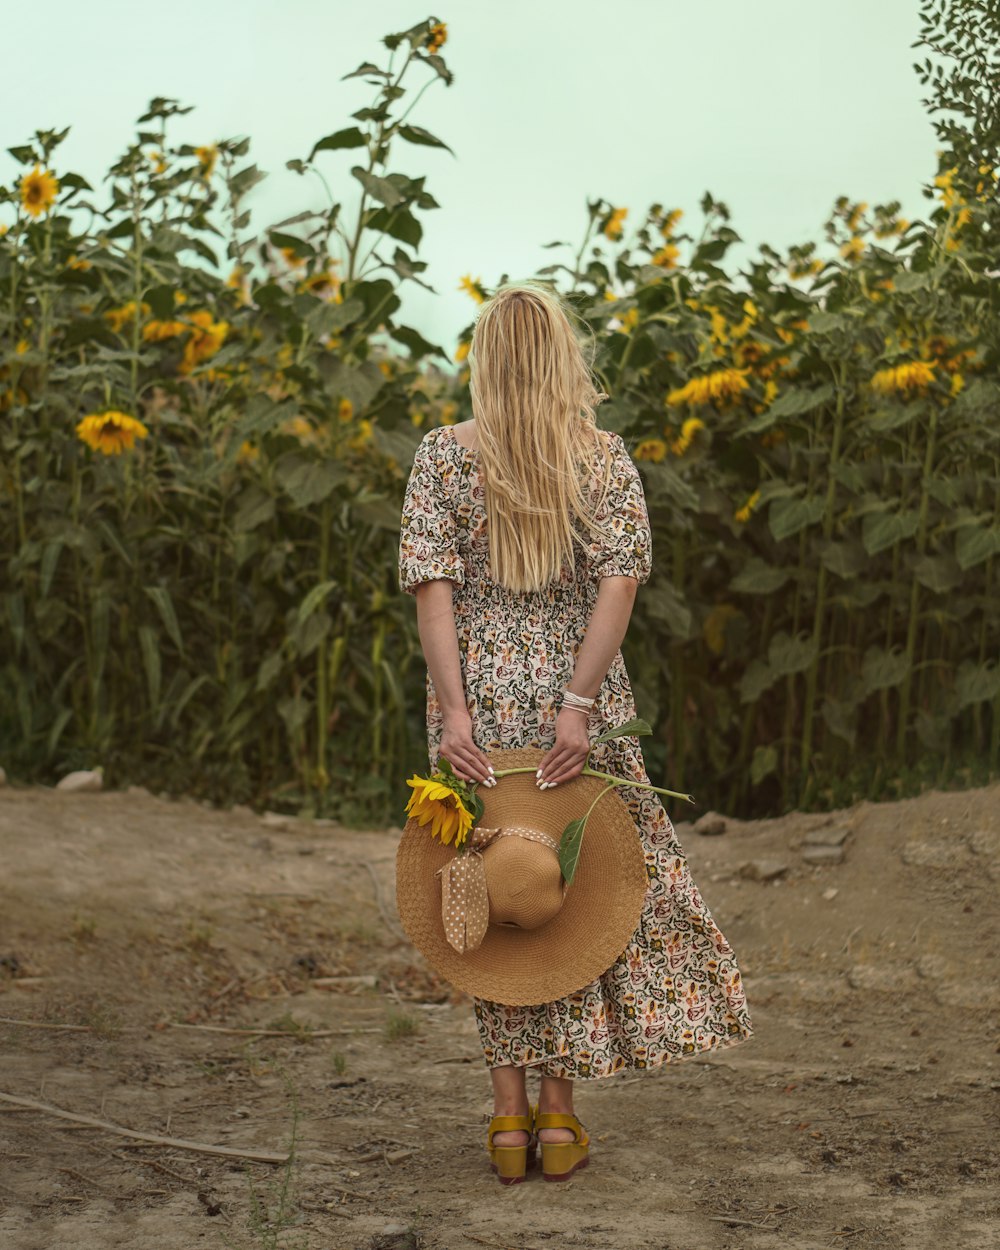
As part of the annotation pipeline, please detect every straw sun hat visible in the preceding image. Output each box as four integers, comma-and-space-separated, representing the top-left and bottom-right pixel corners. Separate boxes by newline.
395, 746, 649, 1007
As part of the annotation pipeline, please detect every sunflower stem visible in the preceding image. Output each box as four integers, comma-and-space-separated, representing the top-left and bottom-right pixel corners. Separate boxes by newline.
485, 765, 695, 804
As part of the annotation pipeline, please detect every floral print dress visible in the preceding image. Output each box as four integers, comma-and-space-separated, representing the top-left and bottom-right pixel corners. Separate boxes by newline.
398, 423, 754, 1080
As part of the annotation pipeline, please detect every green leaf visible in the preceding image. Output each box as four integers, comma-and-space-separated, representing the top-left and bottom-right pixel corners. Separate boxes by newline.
558, 816, 588, 886
396, 123, 454, 154
233, 485, 276, 533
768, 495, 826, 542
138, 624, 161, 708
297, 580, 338, 626
739, 658, 778, 704
955, 659, 1000, 708
590, 717, 651, 746
169, 675, 211, 729
46, 707, 73, 759
274, 455, 346, 508
744, 383, 835, 432
860, 644, 909, 695
956, 522, 1000, 570
767, 630, 816, 676
861, 509, 920, 556
255, 652, 284, 694
750, 744, 778, 785
912, 554, 962, 595
821, 697, 857, 747
730, 558, 792, 594
351, 166, 404, 209
144, 585, 184, 655
40, 541, 63, 597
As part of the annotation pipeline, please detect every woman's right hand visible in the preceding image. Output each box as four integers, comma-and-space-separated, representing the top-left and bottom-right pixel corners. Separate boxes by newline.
537, 708, 591, 788
438, 711, 496, 786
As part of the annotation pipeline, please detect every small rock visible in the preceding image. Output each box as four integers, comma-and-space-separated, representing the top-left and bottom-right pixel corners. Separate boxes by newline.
803, 824, 851, 847
915, 953, 952, 980
381, 1225, 409, 1237
693, 812, 726, 836
230, 804, 255, 819
56, 769, 103, 793
801, 844, 845, 865
900, 840, 966, 868
738, 858, 789, 882
126, 784, 152, 798
822, 887, 839, 900
261, 811, 291, 829
251, 836, 273, 853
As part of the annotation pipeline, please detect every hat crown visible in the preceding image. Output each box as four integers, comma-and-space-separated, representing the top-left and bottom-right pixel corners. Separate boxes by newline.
481, 834, 564, 930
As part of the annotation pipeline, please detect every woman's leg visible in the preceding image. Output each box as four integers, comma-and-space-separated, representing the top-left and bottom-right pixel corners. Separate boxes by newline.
537, 1073, 577, 1142
489, 1064, 531, 1146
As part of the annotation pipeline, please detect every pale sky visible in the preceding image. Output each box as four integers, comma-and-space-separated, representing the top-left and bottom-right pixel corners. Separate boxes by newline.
3, 1, 936, 359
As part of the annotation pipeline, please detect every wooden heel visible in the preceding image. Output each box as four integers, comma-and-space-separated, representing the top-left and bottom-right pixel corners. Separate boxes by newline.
486, 1112, 537, 1186
535, 1111, 590, 1182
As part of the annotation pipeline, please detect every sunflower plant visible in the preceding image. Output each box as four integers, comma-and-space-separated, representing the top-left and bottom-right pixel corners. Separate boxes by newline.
404, 755, 484, 852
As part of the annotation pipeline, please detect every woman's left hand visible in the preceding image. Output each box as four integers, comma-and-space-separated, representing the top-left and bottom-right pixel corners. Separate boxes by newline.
537, 708, 591, 787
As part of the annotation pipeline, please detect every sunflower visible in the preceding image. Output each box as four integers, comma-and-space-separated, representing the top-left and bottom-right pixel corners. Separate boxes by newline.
405, 774, 476, 848
20, 165, 59, 218
76, 410, 150, 455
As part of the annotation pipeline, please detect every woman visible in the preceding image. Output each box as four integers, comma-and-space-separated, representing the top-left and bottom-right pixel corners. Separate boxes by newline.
398, 280, 753, 1177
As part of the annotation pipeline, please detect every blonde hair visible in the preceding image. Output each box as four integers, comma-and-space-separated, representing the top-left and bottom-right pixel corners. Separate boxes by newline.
468, 280, 617, 593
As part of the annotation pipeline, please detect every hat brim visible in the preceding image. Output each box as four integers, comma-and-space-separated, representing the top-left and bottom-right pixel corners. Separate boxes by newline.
395, 746, 649, 1007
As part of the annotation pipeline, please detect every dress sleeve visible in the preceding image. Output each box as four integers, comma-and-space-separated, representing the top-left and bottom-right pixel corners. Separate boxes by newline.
585, 432, 653, 585
398, 430, 466, 595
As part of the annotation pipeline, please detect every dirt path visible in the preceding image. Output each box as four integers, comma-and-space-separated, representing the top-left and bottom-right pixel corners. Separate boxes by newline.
1, 779, 997, 1249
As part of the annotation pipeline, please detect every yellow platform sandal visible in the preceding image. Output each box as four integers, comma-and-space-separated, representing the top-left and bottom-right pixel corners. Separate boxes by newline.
535, 1110, 590, 1182
486, 1105, 538, 1185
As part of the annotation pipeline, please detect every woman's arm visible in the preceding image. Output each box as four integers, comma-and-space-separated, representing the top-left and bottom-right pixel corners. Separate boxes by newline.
537, 575, 638, 788
563, 575, 638, 700
413, 579, 495, 786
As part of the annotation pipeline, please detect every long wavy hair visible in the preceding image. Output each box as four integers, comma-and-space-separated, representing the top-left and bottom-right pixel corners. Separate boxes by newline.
468, 280, 617, 593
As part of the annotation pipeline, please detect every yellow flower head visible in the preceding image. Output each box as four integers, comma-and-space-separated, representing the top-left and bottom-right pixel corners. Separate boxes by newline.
870, 360, 937, 397
20, 165, 59, 218
426, 21, 447, 53
633, 438, 667, 463
667, 367, 751, 410
602, 206, 628, 240
195, 144, 218, 179
405, 774, 475, 848
459, 274, 487, 304
76, 410, 150, 456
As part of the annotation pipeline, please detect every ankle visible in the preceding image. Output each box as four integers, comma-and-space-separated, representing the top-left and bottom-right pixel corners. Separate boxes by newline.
492, 1102, 530, 1118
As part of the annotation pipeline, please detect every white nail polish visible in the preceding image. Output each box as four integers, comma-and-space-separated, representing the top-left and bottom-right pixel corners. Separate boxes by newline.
489, 765, 495, 774
536, 767, 543, 777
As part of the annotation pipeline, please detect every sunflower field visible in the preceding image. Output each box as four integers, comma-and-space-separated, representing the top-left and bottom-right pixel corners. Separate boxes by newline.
1, 10, 998, 825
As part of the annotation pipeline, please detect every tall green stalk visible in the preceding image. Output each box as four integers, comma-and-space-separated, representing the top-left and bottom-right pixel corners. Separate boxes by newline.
798, 362, 847, 800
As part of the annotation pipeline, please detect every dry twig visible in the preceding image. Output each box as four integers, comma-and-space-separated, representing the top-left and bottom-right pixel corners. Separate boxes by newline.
0, 1092, 289, 1164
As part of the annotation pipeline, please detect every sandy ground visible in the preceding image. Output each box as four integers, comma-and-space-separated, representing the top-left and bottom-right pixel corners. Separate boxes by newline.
0, 777, 998, 1250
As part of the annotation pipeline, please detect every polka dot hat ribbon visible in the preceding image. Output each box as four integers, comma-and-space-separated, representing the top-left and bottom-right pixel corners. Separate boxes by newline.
434, 825, 562, 955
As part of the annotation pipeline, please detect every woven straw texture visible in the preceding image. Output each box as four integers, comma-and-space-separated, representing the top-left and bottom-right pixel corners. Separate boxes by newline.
395, 746, 648, 1006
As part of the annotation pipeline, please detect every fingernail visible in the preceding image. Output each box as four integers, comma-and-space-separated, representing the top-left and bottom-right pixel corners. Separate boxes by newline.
488, 765, 495, 774
536, 768, 543, 778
